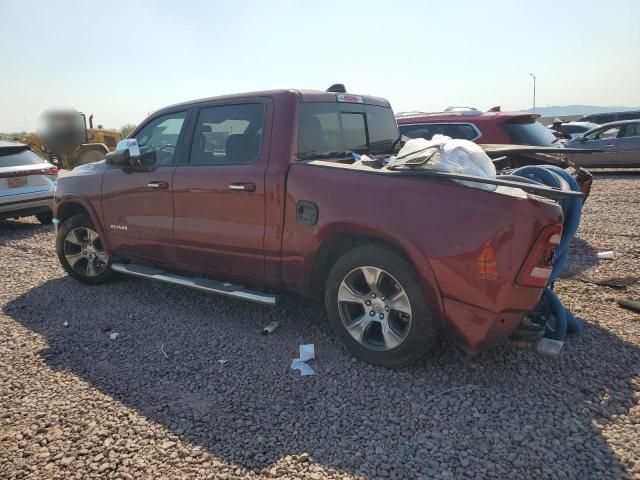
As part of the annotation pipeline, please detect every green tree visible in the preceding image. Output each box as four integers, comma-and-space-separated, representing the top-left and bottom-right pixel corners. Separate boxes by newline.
119, 124, 136, 138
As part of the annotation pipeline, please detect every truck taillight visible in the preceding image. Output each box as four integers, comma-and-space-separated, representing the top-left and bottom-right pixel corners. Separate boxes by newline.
516, 224, 563, 288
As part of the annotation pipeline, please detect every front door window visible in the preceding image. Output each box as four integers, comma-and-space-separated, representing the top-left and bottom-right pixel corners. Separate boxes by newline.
134, 112, 188, 165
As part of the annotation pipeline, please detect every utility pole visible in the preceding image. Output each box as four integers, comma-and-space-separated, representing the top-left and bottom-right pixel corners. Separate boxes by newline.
529, 73, 536, 112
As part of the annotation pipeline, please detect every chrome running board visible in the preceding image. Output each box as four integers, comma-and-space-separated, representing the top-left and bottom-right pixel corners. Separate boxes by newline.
111, 263, 276, 306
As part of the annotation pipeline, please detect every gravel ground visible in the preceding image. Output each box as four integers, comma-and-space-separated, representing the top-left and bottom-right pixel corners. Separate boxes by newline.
1, 171, 640, 480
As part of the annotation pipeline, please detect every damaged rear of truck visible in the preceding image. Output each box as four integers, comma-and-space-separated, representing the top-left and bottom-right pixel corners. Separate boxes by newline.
285, 157, 565, 362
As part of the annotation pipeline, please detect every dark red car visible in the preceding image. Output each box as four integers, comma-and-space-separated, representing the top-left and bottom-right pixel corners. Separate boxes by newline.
53, 90, 568, 367
396, 107, 559, 146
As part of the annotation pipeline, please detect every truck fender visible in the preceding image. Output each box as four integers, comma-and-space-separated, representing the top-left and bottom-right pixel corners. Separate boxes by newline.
55, 194, 111, 253
314, 221, 445, 322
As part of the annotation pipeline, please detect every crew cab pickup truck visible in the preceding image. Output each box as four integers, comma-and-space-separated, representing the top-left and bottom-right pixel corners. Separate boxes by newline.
53, 89, 567, 367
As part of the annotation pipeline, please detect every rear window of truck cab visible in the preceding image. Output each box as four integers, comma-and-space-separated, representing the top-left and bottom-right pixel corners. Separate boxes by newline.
297, 102, 398, 160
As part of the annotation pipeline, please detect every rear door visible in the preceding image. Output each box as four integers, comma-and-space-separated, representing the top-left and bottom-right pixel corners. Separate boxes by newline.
172, 100, 272, 279
101, 110, 189, 262
617, 122, 640, 166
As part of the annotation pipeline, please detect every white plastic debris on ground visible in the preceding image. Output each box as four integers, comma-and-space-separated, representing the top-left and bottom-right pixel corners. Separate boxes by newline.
388, 135, 497, 191
291, 344, 316, 376
597, 251, 615, 260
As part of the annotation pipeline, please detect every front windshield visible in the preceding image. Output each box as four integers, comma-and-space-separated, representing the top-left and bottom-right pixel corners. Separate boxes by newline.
297, 102, 398, 159
501, 119, 559, 146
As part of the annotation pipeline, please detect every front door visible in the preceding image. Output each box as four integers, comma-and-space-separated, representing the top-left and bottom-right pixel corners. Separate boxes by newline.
578, 124, 621, 167
101, 110, 189, 262
172, 101, 272, 279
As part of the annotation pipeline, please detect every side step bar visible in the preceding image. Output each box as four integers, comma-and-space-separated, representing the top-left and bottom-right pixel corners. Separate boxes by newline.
111, 263, 277, 306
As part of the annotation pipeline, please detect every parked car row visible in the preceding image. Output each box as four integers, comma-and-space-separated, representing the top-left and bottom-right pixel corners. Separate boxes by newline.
396, 106, 640, 169
4, 99, 638, 229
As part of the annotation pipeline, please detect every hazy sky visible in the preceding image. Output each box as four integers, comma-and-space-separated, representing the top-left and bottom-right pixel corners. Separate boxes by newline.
1, 0, 639, 132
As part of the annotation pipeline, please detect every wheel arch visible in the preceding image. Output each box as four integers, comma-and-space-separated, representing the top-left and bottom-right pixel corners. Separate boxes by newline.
309, 224, 444, 320
55, 197, 110, 252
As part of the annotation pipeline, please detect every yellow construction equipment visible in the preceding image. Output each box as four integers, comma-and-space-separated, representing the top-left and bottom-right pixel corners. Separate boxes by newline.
20, 109, 122, 170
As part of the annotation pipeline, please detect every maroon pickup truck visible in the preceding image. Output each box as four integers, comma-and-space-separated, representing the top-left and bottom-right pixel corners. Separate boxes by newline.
53, 89, 566, 367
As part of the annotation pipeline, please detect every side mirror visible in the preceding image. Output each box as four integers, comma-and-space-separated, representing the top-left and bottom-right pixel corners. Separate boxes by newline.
105, 139, 141, 165
105, 149, 130, 165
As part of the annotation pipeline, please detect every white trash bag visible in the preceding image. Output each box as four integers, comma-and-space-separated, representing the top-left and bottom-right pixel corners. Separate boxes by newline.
389, 135, 497, 191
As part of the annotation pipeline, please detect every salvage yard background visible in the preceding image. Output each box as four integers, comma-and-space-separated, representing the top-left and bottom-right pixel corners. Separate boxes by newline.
1, 171, 640, 479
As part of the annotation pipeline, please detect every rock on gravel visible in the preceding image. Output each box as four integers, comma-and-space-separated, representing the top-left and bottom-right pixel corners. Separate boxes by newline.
1, 171, 640, 479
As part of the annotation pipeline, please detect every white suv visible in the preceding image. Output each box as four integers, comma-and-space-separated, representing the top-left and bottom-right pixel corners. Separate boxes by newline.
0, 141, 58, 224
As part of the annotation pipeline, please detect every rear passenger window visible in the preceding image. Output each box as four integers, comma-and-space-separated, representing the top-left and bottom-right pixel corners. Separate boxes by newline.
189, 104, 264, 165
445, 124, 479, 140
399, 123, 448, 140
621, 123, 640, 138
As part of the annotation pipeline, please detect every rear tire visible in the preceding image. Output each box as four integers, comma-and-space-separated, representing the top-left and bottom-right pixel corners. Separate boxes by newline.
36, 211, 53, 225
324, 245, 438, 367
56, 214, 117, 285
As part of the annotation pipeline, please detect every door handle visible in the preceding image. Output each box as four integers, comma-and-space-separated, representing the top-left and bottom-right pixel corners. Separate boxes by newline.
228, 182, 256, 192
604, 144, 615, 148
147, 181, 169, 189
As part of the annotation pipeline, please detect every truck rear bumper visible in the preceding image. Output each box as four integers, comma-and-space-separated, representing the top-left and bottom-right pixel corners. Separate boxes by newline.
442, 297, 527, 352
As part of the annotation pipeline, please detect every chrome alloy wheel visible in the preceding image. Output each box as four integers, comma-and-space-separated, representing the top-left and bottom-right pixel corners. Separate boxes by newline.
63, 227, 109, 277
337, 266, 412, 351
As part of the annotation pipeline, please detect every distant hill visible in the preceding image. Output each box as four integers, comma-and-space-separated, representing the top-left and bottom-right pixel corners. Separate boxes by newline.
527, 105, 639, 117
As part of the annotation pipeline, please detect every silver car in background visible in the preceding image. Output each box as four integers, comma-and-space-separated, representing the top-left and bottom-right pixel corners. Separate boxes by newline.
565, 120, 640, 168
0, 141, 58, 224
550, 121, 599, 140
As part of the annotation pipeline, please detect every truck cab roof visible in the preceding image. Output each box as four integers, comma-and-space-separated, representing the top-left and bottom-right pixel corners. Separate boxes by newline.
153, 89, 391, 117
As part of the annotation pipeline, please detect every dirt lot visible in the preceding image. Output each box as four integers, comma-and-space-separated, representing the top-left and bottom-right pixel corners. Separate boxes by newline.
1, 172, 640, 480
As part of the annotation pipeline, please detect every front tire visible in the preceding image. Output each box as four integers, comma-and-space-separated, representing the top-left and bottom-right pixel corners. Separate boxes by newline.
325, 245, 438, 367
56, 214, 116, 285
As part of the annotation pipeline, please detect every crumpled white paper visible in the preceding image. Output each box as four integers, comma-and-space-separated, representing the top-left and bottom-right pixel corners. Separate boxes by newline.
291, 344, 315, 376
